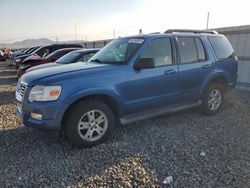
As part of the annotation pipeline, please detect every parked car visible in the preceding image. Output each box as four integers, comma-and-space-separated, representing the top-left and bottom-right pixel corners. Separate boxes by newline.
13, 44, 82, 68
26, 48, 99, 73
16, 30, 238, 148
10, 48, 28, 59
12, 48, 30, 58
13, 47, 38, 58
17, 48, 81, 77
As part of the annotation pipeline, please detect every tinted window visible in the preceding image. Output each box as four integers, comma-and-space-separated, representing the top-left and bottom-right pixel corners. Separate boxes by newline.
177, 37, 197, 64
54, 51, 69, 59
80, 52, 96, 62
140, 38, 172, 67
195, 38, 206, 61
208, 36, 234, 59
45, 50, 59, 59
56, 51, 82, 64
35, 47, 50, 57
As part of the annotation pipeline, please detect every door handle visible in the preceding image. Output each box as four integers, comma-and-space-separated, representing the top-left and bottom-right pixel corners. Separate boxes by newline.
202, 64, 211, 69
164, 69, 176, 75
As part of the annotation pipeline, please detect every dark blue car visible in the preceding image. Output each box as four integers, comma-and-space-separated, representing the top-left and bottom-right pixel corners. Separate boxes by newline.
16, 30, 238, 147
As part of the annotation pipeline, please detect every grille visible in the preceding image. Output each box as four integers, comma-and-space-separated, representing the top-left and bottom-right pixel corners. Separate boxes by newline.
19, 83, 27, 98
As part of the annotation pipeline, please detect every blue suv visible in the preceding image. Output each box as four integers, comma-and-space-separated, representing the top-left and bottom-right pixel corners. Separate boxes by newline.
16, 29, 238, 147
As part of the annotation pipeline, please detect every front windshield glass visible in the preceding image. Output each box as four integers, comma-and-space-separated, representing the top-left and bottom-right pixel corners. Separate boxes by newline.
89, 38, 144, 64
56, 51, 81, 64
44, 50, 58, 59
35, 47, 49, 58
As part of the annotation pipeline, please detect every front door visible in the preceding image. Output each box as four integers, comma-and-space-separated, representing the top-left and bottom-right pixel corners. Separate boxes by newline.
125, 37, 181, 114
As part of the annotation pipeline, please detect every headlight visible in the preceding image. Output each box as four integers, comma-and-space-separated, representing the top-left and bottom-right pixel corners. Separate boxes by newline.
15, 58, 21, 63
28, 85, 61, 102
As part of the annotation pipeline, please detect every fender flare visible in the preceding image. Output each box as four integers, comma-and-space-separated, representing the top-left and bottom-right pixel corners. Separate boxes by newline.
199, 71, 229, 98
54, 88, 124, 127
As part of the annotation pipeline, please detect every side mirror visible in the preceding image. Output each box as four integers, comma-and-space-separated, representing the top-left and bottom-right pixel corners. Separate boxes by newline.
134, 58, 155, 70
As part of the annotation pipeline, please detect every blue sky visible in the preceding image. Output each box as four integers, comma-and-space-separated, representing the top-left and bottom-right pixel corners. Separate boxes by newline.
0, 0, 250, 43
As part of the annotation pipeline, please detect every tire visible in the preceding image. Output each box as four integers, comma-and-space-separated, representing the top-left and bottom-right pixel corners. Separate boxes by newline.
64, 100, 115, 148
201, 83, 224, 115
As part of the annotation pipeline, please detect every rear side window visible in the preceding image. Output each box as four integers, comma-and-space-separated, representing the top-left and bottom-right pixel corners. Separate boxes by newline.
208, 36, 234, 59
176, 37, 206, 64
140, 38, 172, 67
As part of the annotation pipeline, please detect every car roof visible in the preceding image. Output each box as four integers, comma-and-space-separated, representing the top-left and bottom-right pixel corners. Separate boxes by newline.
122, 30, 222, 40
52, 47, 82, 53
73, 48, 100, 52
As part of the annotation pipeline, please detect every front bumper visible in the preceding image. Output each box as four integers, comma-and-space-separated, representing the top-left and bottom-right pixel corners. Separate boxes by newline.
16, 100, 63, 131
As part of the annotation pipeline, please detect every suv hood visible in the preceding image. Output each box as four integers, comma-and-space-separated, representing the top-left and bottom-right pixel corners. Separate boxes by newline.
21, 62, 110, 86
26, 62, 60, 73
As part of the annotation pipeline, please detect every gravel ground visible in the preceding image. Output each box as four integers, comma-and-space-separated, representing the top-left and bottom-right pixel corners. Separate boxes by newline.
0, 61, 250, 187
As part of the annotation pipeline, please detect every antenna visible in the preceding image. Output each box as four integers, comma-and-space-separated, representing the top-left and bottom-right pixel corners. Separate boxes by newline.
206, 12, 210, 29
75, 23, 77, 43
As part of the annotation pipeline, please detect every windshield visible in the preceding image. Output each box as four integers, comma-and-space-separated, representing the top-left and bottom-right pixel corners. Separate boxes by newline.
56, 51, 82, 64
44, 50, 58, 59
89, 38, 143, 64
35, 47, 49, 57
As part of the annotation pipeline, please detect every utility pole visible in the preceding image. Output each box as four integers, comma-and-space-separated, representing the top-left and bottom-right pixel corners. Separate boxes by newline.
56, 37, 58, 44
113, 29, 116, 39
75, 23, 77, 43
206, 12, 210, 29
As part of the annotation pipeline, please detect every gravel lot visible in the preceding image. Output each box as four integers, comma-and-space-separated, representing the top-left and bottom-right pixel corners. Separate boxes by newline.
0, 61, 250, 187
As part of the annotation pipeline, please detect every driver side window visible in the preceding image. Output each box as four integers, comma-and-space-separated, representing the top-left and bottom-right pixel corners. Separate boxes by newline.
140, 38, 172, 67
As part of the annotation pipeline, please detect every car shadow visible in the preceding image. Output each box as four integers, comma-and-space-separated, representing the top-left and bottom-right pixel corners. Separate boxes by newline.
0, 90, 16, 105
0, 126, 151, 186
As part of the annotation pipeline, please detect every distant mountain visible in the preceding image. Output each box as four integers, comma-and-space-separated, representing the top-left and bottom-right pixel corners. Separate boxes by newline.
0, 38, 55, 49
13, 38, 54, 47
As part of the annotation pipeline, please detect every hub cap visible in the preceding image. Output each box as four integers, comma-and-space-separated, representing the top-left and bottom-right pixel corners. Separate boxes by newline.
208, 89, 222, 111
78, 110, 108, 142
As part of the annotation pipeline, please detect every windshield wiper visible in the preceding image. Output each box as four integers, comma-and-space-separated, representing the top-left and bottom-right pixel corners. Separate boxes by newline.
90, 59, 102, 63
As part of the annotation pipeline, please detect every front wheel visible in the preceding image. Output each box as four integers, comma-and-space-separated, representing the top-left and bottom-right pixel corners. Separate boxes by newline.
64, 100, 115, 148
201, 83, 224, 115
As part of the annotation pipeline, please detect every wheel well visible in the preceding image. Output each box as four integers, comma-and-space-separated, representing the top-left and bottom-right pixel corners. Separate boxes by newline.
210, 76, 228, 91
61, 94, 120, 128
201, 76, 228, 99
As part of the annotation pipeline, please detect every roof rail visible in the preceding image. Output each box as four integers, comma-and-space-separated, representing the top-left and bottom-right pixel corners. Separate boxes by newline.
148, 32, 161, 34
165, 29, 218, 34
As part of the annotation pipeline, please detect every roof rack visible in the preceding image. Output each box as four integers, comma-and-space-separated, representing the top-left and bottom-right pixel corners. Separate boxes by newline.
165, 29, 218, 34
148, 32, 161, 34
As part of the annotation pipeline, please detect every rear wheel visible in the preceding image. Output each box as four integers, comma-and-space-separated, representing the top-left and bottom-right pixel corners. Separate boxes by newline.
64, 100, 115, 148
201, 83, 224, 115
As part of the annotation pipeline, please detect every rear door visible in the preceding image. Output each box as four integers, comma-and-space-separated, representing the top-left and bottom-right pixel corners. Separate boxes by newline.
176, 36, 213, 102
